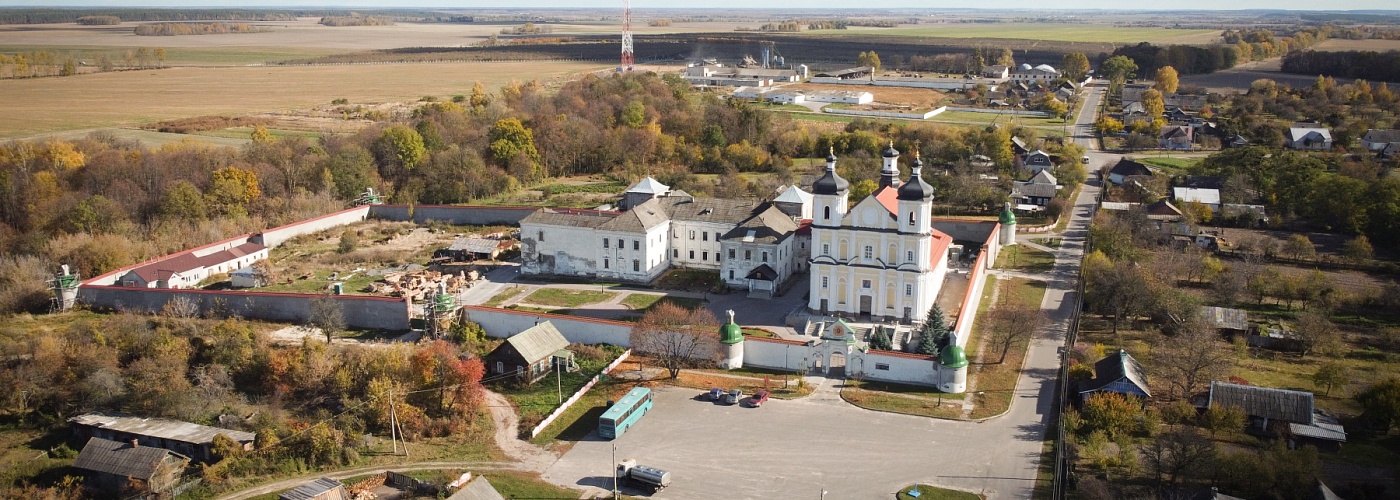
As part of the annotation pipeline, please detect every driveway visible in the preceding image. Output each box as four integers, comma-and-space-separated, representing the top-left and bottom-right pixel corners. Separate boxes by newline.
541, 385, 1048, 499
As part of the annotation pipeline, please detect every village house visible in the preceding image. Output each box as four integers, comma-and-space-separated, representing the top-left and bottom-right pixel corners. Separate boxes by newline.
1011, 169, 1059, 208
1078, 349, 1151, 402
1159, 125, 1194, 150
483, 321, 574, 384
1361, 129, 1400, 154
1206, 382, 1346, 449
1287, 125, 1333, 151
981, 64, 1010, 79
1020, 149, 1054, 174
1173, 186, 1221, 212
447, 475, 506, 500
1106, 158, 1154, 185
73, 437, 189, 499
70, 412, 254, 463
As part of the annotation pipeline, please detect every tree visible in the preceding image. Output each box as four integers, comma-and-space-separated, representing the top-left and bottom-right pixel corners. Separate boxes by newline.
1283, 233, 1316, 261
374, 125, 426, 176
1153, 66, 1180, 94
1343, 235, 1374, 263
1312, 361, 1348, 397
1155, 318, 1233, 400
250, 125, 275, 144
848, 179, 877, 202
987, 300, 1040, 364
206, 166, 261, 217
468, 81, 491, 112
1356, 378, 1400, 431
1061, 52, 1090, 82
1082, 391, 1141, 440
1085, 259, 1152, 335
1100, 55, 1139, 83
1292, 310, 1341, 357
869, 328, 892, 351
1094, 116, 1124, 135
488, 117, 541, 177
1141, 88, 1166, 120
856, 51, 881, 71
915, 305, 949, 355
1201, 405, 1246, 437
630, 302, 720, 379
1140, 427, 1216, 489
308, 294, 346, 343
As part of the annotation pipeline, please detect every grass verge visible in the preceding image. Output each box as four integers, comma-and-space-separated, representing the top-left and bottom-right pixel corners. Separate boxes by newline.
842, 380, 963, 419
967, 277, 1048, 419
895, 483, 983, 500
995, 245, 1057, 273
482, 286, 526, 307
492, 346, 626, 438
521, 288, 617, 308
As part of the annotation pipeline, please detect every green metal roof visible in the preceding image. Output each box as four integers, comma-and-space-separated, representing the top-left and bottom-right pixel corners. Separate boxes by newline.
939, 345, 969, 368
999, 206, 1017, 224
720, 321, 743, 344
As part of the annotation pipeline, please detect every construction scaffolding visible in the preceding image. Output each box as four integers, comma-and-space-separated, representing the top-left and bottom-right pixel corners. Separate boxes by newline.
48, 264, 79, 312
424, 282, 458, 340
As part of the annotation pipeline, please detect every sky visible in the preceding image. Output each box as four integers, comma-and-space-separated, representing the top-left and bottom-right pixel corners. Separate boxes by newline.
0, 1, 1396, 10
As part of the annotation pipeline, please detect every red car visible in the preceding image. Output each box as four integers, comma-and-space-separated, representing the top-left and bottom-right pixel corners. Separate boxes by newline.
749, 390, 770, 407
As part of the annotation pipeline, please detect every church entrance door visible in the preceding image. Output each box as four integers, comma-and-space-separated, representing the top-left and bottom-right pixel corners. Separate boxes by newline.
859, 295, 873, 317
828, 352, 846, 378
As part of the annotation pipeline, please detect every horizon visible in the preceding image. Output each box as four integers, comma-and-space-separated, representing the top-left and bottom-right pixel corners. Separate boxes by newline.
0, 2, 1398, 12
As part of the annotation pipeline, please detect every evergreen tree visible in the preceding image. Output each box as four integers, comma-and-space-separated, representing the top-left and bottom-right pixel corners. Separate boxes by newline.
870, 328, 893, 351
916, 305, 948, 355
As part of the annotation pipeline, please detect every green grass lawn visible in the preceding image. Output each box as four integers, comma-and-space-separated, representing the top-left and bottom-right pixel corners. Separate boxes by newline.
529, 378, 635, 445
896, 483, 983, 500
995, 245, 1057, 273
520, 288, 617, 308
1137, 155, 1201, 173
842, 380, 964, 419
619, 293, 706, 312
483, 286, 526, 307
967, 277, 1047, 419
254, 270, 379, 295
929, 110, 1070, 128
536, 181, 626, 195
479, 470, 585, 498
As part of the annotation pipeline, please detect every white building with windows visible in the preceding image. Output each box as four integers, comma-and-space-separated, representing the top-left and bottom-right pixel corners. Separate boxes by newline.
520, 179, 809, 290
807, 146, 952, 323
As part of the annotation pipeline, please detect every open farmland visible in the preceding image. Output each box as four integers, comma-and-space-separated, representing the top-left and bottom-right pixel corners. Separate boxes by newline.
1313, 38, 1400, 52
834, 23, 1219, 44
0, 60, 603, 137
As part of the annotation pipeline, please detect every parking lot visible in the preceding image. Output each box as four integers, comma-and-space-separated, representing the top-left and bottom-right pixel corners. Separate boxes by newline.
541, 384, 1047, 499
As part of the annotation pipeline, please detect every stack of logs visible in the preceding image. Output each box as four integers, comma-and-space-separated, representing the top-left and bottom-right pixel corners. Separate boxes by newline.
367, 270, 474, 301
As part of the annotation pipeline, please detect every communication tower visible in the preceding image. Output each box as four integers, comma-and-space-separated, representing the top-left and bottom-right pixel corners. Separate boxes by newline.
619, 0, 634, 71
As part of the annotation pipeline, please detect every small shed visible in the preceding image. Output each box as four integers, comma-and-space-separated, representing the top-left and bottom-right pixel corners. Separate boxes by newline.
1200, 306, 1249, 337
69, 412, 255, 463
1207, 382, 1326, 436
1078, 349, 1151, 400
73, 437, 189, 497
279, 478, 349, 500
445, 237, 508, 262
230, 266, 266, 288
484, 321, 572, 383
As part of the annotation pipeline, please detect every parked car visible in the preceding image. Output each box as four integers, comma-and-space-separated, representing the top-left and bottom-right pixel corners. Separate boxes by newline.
723, 389, 743, 405
1082, 155, 1091, 164
749, 390, 770, 407
708, 388, 724, 401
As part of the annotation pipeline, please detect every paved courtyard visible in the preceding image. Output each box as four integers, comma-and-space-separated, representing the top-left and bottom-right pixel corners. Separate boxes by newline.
541, 384, 1049, 499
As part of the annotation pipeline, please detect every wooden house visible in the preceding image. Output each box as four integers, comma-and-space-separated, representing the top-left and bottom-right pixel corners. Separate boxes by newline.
1078, 349, 1151, 401
73, 437, 188, 499
483, 321, 573, 384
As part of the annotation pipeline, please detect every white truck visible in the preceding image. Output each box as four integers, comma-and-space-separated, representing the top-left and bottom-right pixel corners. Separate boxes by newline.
616, 458, 672, 492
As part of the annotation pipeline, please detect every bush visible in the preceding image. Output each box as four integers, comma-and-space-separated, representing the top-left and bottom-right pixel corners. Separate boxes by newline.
337, 229, 359, 254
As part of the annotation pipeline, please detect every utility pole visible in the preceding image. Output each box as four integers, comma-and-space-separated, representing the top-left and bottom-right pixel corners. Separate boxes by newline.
557, 359, 563, 405
388, 389, 398, 454
612, 443, 619, 498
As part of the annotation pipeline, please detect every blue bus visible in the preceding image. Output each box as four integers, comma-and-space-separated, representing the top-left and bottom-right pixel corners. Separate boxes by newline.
599, 387, 653, 439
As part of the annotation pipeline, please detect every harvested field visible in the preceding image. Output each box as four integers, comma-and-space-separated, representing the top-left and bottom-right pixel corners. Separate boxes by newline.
782, 82, 947, 109
836, 23, 1219, 44
1313, 39, 1400, 52
0, 60, 602, 137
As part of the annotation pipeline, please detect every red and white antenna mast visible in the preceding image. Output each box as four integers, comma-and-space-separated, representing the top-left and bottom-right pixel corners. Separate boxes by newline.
620, 0, 634, 71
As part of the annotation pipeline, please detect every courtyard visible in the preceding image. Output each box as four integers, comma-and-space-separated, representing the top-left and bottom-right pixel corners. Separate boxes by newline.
540, 384, 1046, 499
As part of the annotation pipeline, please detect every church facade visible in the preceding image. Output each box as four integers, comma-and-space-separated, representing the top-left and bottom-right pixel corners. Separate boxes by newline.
807, 146, 952, 324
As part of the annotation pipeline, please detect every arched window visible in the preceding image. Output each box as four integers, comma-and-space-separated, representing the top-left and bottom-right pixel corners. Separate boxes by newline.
908, 211, 916, 226
824, 206, 831, 220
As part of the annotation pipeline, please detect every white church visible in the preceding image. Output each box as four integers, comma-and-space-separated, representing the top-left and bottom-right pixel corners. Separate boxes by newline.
807, 145, 952, 323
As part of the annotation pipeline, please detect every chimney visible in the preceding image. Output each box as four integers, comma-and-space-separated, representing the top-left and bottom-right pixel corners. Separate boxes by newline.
130, 439, 139, 448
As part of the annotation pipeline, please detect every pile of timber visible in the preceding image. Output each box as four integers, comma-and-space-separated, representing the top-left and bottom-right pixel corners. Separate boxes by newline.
367, 270, 471, 301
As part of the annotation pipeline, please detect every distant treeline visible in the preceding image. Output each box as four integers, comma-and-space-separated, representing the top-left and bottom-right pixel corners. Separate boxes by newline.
75, 15, 119, 25
134, 22, 269, 36
1281, 50, 1400, 83
318, 15, 395, 27
0, 8, 444, 25
1, 47, 165, 79
1108, 25, 1332, 77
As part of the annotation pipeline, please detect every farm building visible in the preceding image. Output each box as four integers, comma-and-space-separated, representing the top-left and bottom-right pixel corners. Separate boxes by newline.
981, 64, 1010, 79
118, 241, 267, 289
444, 237, 511, 262
73, 437, 189, 498
813, 66, 872, 80
230, 265, 267, 288
1200, 306, 1249, 336
69, 412, 254, 463
805, 90, 874, 104
279, 478, 348, 500
1010, 64, 1059, 82
1078, 349, 1151, 401
484, 321, 575, 384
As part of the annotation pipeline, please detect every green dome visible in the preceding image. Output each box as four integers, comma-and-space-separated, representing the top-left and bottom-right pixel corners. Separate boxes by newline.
720, 311, 743, 344
938, 345, 969, 368
999, 206, 1017, 225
